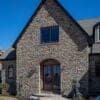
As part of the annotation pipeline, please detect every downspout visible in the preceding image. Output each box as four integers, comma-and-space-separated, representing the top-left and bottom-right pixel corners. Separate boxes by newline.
88, 36, 93, 96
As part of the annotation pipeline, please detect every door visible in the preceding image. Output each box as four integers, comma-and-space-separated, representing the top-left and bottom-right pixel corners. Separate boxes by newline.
43, 64, 60, 93
53, 65, 60, 92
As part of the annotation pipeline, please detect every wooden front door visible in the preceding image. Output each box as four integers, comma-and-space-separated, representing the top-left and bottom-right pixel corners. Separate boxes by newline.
43, 64, 60, 93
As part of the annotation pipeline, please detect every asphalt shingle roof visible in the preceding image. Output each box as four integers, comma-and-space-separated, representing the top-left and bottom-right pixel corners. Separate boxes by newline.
0, 48, 16, 60
78, 18, 100, 36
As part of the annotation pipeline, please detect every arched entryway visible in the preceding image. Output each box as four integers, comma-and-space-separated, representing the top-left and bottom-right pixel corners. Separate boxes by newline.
40, 59, 61, 94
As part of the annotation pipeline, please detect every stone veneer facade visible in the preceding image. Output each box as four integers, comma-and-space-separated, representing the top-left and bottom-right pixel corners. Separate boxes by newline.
16, 0, 89, 97
2, 60, 16, 95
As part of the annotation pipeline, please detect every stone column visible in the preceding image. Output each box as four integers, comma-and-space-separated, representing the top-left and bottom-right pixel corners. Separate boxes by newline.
2, 69, 6, 83
0, 63, 6, 83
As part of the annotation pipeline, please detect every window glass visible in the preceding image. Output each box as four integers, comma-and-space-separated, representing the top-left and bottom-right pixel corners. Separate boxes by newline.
8, 65, 14, 78
41, 28, 50, 43
95, 63, 100, 77
99, 26, 100, 40
51, 26, 59, 42
95, 25, 100, 42
41, 26, 59, 43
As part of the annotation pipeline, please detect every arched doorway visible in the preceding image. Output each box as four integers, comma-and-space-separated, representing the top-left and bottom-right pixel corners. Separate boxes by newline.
40, 59, 61, 93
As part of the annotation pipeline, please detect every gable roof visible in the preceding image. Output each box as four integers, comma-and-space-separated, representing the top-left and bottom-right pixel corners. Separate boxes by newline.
0, 48, 16, 61
78, 18, 100, 36
12, 0, 89, 48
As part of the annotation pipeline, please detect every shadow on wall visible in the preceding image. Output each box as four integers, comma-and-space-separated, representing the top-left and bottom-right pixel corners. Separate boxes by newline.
43, 0, 89, 51
66, 71, 89, 98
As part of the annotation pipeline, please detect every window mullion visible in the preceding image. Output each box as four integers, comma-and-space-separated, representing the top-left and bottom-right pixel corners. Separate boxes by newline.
50, 28, 51, 43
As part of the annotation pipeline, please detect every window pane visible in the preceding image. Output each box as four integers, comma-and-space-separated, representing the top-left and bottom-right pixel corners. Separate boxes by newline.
41, 26, 59, 43
95, 25, 100, 42
41, 28, 50, 43
99, 26, 100, 40
8, 65, 14, 78
51, 26, 59, 42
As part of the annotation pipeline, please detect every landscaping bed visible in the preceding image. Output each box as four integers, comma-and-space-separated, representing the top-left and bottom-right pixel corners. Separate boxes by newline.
0, 96, 18, 100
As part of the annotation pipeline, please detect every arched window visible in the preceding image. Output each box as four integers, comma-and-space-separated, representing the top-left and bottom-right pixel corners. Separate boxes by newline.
94, 24, 100, 43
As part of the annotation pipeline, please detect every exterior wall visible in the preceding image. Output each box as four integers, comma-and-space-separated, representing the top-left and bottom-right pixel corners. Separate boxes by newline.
2, 60, 16, 95
89, 55, 100, 96
16, 0, 89, 97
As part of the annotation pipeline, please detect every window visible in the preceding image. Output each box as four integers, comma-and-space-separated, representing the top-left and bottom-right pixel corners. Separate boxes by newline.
41, 26, 59, 43
95, 24, 100, 42
8, 65, 14, 79
95, 63, 100, 77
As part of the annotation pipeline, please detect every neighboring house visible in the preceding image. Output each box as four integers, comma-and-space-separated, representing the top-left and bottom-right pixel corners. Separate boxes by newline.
0, 0, 100, 98
0, 50, 4, 56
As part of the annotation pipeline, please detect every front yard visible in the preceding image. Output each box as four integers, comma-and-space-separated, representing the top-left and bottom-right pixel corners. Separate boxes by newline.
0, 96, 18, 100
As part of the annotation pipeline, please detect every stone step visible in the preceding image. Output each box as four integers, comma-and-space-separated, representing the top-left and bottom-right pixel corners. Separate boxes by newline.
29, 94, 71, 100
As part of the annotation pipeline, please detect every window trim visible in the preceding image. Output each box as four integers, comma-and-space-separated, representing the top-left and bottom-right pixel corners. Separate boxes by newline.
95, 24, 100, 43
8, 65, 14, 79
40, 26, 59, 44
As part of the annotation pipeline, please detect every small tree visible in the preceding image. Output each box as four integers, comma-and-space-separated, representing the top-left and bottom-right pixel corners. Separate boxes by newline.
0, 82, 9, 95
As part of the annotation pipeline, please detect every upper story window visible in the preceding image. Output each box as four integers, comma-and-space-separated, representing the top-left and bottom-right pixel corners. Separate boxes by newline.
41, 26, 59, 43
95, 24, 100, 43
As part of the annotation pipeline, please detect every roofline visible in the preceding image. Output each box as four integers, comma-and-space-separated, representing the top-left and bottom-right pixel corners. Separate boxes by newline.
12, 0, 90, 48
89, 53, 100, 56
0, 59, 16, 61
12, 0, 45, 48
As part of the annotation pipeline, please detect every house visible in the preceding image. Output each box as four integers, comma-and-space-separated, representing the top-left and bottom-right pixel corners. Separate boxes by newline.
0, 50, 4, 56
0, 0, 100, 98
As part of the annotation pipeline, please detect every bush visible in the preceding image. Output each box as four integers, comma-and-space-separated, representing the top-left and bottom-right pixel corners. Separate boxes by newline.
0, 83, 9, 95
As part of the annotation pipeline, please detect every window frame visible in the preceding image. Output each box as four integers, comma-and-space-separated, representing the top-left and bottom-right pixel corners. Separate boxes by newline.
8, 65, 14, 79
40, 26, 59, 44
95, 24, 100, 43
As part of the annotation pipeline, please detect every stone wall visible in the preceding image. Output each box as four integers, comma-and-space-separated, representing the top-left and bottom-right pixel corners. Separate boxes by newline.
16, 0, 89, 97
2, 60, 16, 95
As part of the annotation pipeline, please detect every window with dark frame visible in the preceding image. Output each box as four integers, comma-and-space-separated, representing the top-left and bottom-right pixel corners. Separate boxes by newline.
95, 63, 100, 77
95, 24, 100, 42
41, 26, 59, 43
8, 65, 14, 79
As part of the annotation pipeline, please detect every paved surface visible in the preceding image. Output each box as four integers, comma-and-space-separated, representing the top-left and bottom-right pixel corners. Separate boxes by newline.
40, 95, 69, 100
30, 94, 71, 100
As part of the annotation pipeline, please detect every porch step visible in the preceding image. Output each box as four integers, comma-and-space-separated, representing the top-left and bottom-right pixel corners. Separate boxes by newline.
29, 94, 71, 100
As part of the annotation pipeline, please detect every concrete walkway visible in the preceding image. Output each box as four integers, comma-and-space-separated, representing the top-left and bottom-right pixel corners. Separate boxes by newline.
40, 95, 69, 100
30, 94, 71, 100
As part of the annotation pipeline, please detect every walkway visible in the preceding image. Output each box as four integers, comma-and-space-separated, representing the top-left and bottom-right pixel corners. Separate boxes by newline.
29, 94, 71, 100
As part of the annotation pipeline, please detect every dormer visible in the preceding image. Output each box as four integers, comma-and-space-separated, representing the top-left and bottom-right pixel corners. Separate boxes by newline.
94, 23, 100, 43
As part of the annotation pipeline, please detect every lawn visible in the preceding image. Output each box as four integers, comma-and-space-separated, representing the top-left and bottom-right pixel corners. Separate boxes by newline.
0, 96, 18, 100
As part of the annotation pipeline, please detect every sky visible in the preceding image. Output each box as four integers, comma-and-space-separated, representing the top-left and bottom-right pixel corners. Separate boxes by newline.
0, 0, 100, 50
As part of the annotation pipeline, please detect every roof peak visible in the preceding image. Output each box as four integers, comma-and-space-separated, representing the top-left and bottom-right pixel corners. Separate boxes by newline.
42, 0, 55, 2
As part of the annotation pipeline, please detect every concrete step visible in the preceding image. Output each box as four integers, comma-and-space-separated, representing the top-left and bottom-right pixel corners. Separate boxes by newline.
29, 94, 71, 100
